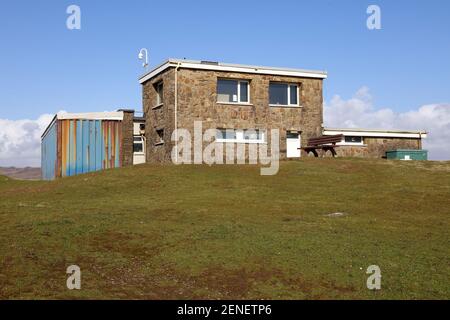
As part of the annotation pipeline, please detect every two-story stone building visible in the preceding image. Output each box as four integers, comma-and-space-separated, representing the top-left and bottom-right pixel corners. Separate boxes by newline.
140, 59, 328, 162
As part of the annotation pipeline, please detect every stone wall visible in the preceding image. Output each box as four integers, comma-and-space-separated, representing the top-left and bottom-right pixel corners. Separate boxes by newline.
120, 110, 135, 166
142, 69, 176, 163
335, 137, 422, 158
143, 67, 324, 163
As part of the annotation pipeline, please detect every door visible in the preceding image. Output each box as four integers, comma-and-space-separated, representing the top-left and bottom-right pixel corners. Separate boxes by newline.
286, 131, 301, 158
133, 136, 146, 165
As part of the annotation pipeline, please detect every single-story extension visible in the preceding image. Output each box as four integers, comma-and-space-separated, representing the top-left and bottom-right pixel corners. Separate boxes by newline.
323, 127, 427, 158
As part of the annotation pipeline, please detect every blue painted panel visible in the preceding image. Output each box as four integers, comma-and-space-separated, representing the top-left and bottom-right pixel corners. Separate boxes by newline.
82, 120, 90, 173
89, 121, 96, 172
107, 123, 112, 168
76, 120, 83, 175
95, 120, 103, 171
41, 120, 57, 180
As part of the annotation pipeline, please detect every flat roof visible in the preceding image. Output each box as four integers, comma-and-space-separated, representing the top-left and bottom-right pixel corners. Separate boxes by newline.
41, 111, 125, 139
324, 127, 427, 139
139, 58, 328, 84
56, 111, 124, 121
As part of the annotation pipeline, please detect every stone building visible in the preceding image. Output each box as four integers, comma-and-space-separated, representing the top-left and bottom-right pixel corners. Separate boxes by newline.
139, 58, 427, 162
140, 59, 327, 163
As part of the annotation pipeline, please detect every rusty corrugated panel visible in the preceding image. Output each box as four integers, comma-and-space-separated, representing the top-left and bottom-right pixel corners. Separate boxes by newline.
52, 119, 123, 178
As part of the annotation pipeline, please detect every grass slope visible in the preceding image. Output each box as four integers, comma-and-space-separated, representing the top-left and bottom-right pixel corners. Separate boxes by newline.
0, 158, 449, 299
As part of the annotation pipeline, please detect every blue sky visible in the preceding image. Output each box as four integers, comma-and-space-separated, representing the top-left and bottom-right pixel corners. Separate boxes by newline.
0, 0, 449, 120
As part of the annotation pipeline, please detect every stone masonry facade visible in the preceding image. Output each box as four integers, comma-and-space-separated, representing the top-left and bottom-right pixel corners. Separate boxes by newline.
142, 67, 324, 163
334, 137, 421, 158
120, 109, 135, 166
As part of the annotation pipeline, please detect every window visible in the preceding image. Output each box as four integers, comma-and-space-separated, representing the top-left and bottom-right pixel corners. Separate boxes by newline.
217, 79, 249, 103
344, 136, 363, 144
216, 128, 265, 143
269, 83, 299, 106
156, 129, 164, 144
155, 81, 164, 105
216, 129, 237, 141
133, 136, 144, 153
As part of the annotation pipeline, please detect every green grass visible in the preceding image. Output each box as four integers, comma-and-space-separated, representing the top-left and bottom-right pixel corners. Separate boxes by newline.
0, 158, 449, 299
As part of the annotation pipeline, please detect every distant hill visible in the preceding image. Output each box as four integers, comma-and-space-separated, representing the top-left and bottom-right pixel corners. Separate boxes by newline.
0, 167, 41, 180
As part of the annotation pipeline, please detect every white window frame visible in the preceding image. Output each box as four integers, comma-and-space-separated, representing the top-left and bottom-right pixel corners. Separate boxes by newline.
133, 136, 145, 154
216, 79, 251, 104
215, 129, 265, 144
269, 82, 300, 107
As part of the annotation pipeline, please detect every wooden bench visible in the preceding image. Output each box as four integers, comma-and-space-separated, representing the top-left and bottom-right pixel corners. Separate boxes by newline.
299, 134, 343, 157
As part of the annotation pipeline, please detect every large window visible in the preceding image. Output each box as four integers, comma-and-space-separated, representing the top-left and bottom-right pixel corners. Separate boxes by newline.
216, 128, 265, 143
269, 83, 299, 106
217, 79, 249, 104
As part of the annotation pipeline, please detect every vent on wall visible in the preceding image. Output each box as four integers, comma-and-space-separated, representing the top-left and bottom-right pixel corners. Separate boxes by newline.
200, 60, 219, 65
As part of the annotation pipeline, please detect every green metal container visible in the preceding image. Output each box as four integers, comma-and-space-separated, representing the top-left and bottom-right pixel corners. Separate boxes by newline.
385, 149, 428, 161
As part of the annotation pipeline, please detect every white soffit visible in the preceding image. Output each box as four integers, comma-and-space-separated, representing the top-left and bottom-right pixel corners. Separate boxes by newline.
324, 128, 427, 139
56, 111, 124, 121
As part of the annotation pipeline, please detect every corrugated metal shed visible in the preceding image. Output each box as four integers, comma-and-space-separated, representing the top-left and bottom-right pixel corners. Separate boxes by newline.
41, 112, 124, 180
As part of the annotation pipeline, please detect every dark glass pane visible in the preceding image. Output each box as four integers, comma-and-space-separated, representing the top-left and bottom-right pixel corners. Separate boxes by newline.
345, 136, 362, 143
290, 85, 298, 105
133, 143, 143, 152
269, 83, 288, 105
216, 129, 236, 140
287, 132, 299, 139
240, 82, 248, 102
217, 80, 238, 103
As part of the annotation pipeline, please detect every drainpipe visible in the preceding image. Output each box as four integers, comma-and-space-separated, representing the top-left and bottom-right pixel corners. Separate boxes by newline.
174, 62, 181, 164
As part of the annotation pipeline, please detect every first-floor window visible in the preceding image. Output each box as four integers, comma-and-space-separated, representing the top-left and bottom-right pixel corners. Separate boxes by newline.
216, 128, 265, 143
269, 82, 299, 106
155, 81, 164, 105
217, 79, 249, 103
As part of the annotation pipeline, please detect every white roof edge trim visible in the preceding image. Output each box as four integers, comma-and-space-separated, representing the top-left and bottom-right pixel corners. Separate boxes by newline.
139, 59, 327, 84
56, 111, 124, 121
323, 128, 427, 139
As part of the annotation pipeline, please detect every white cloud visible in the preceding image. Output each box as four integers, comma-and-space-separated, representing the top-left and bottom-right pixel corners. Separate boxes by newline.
0, 114, 55, 167
1, 90, 449, 168
324, 87, 450, 160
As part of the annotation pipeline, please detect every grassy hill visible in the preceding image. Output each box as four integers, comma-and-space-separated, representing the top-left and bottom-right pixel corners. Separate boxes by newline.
0, 158, 449, 299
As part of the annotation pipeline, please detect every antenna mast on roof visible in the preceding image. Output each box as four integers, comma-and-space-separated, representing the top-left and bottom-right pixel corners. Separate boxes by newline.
138, 48, 149, 70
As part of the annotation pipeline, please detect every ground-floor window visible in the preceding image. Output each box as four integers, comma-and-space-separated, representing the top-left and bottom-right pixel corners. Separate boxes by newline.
133, 136, 145, 152
216, 128, 265, 143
